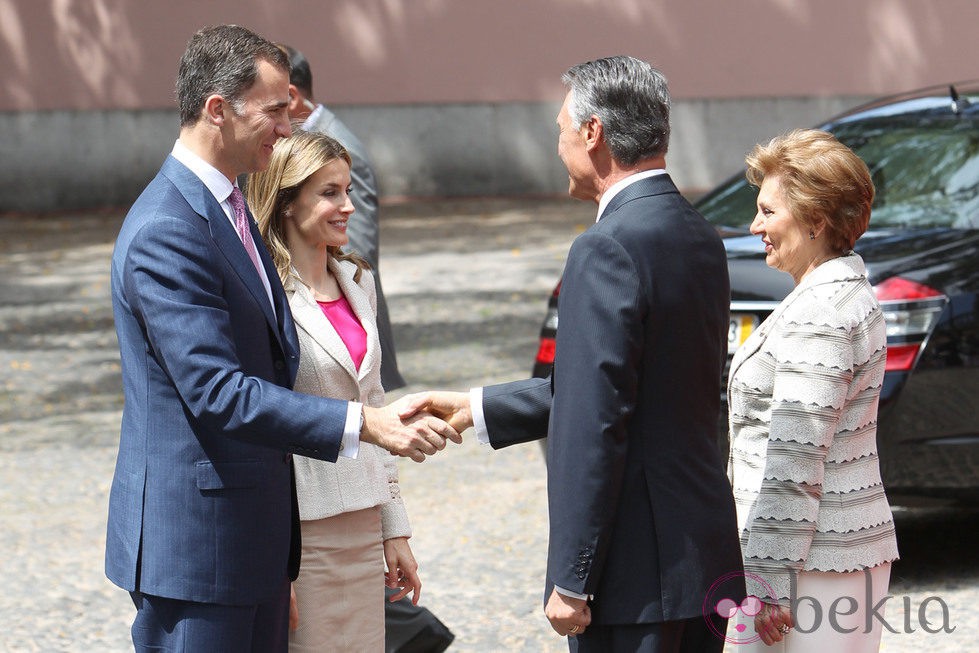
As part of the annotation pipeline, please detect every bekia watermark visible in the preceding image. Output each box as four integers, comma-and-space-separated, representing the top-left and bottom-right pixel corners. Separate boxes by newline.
702, 570, 955, 644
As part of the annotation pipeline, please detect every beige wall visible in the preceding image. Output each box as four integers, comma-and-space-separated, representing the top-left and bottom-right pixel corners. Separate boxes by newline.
3, 0, 977, 111
3, 0, 978, 210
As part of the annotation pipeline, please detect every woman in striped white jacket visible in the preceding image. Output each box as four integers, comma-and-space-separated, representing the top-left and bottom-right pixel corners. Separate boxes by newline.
726, 129, 899, 652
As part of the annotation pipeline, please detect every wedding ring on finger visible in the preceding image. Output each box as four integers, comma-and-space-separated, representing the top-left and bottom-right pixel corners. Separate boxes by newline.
778, 624, 790, 635
569, 625, 580, 635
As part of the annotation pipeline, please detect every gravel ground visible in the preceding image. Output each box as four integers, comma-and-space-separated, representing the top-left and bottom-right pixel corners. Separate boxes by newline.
0, 199, 976, 652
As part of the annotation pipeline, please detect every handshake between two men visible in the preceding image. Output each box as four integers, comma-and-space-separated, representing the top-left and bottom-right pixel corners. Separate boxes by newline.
366, 392, 474, 462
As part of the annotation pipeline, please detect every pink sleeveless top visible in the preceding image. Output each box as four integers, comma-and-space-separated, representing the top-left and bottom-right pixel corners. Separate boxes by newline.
316, 296, 367, 371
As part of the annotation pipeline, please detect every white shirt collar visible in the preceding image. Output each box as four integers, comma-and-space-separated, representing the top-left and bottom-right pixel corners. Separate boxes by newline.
302, 103, 325, 130
170, 140, 276, 310
170, 139, 236, 205
595, 169, 667, 222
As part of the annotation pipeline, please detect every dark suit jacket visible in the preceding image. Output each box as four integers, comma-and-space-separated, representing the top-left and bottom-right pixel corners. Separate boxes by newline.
484, 174, 744, 625
105, 156, 350, 605
305, 105, 405, 391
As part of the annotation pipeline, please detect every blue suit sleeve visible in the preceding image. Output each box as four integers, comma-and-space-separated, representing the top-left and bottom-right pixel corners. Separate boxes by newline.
122, 215, 346, 460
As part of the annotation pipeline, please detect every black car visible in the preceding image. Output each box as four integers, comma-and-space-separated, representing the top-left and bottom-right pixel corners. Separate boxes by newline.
532, 82, 979, 502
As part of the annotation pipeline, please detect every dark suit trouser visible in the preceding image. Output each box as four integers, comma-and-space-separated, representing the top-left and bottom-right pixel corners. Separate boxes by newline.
569, 614, 727, 653
130, 581, 290, 652
373, 272, 405, 391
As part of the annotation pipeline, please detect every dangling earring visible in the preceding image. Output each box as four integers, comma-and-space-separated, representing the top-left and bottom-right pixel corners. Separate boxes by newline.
809, 231, 815, 240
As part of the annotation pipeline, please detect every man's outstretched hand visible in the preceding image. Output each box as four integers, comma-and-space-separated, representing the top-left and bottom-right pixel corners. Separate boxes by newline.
396, 391, 474, 434
361, 401, 461, 462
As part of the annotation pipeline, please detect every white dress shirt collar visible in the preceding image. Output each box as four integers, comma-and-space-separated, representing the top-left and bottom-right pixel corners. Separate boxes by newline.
595, 168, 667, 223
170, 139, 236, 206
170, 140, 276, 312
302, 103, 326, 130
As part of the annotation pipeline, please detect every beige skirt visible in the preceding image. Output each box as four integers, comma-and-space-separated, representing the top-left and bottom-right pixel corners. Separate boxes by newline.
289, 506, 384, 652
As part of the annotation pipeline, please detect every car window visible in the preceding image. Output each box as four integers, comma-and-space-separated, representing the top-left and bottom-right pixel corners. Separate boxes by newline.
697, 113, 979, 231
694, 172, 757, 232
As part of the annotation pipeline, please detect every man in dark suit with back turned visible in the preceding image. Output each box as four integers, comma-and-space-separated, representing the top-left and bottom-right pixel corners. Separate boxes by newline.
105, 25, 456, 652
401, 56, 744, 652
278, 44, 405, 391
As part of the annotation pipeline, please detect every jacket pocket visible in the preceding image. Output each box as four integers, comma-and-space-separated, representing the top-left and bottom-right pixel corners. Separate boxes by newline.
196, 460, 264, 490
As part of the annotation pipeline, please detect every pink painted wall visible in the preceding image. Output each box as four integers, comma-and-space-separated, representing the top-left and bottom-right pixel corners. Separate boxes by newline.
2, 0, 977, 112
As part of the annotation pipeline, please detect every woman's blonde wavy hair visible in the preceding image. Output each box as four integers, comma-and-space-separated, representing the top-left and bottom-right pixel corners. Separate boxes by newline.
246, 129, 369, 285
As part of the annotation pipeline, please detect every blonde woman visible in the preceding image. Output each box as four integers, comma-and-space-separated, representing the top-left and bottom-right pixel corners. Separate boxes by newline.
727, 129, 899, 651
247, 130, 419, 651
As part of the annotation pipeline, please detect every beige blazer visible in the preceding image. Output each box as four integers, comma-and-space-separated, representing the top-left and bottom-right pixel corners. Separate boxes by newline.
286, 257, 410, 539
727, 253, 898, 604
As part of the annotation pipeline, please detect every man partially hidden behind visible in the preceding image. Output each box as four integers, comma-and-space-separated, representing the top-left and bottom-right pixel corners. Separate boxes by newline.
105, 25, 456, 652
401, 56, 745, 652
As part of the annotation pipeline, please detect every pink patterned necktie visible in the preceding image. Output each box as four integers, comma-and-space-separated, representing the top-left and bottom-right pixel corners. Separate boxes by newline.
228, 186, 263, 276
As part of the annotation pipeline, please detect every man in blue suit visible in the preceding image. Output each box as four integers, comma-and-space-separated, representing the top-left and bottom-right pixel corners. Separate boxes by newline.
106, 25, 457, 652
400, 57, 744, 652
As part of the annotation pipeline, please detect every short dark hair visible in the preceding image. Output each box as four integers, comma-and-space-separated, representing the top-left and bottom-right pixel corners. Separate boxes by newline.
277, 44, 313, 99
176, 25, 290, 127
562, 56, 670, 166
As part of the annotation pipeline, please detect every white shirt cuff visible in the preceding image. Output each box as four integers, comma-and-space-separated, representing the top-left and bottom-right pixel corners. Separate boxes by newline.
554, 585, 592, 601
341, 402, 362, 459
470, 387, 490, 445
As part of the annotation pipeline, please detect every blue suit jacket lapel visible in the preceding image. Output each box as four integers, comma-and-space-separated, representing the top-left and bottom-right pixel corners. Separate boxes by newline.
160, 157, 292, 358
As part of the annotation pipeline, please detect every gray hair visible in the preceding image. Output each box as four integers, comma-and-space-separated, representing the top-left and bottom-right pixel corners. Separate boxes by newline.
562, 56, 670, 166
176, 25, 290, 127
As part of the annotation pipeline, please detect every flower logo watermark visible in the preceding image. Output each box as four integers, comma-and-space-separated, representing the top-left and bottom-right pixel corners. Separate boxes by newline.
702, 571, 774, 645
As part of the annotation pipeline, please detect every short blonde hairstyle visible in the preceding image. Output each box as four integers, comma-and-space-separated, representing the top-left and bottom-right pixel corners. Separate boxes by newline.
745, 128, 875, 252
246, 129, 368, 284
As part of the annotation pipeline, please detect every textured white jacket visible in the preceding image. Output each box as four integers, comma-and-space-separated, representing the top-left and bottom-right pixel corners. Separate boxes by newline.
727, 253, 898, 604
286, 257, 410, 540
